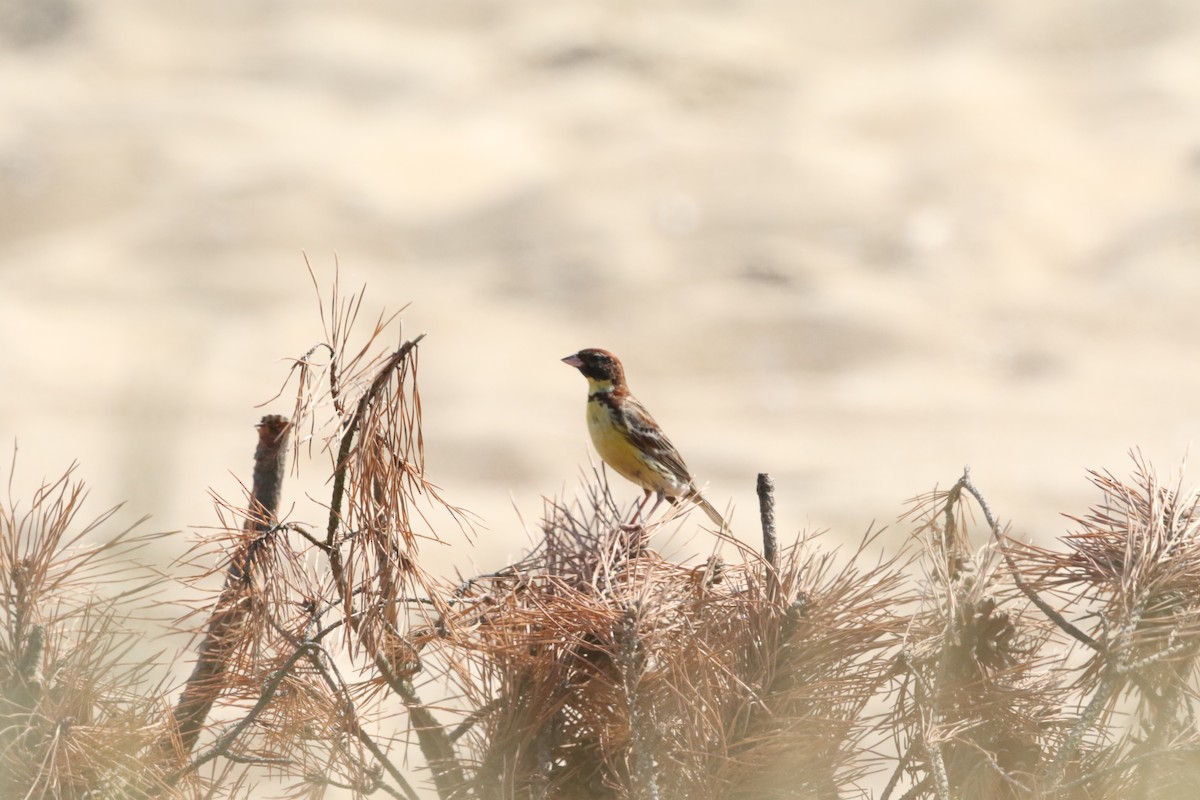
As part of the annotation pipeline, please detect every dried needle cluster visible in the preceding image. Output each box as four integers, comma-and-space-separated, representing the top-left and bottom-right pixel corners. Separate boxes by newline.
445, 478, 906, 799
1, 468, 166, 797
886, 463, 1200, 799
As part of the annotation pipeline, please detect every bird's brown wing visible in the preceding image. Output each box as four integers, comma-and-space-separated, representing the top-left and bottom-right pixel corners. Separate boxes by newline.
618, 393, 694, 486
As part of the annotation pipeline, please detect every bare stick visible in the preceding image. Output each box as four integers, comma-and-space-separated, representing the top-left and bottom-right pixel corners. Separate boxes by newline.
157, 416, 291, 763
757, 473, 780, 603
247, 415, 290, 534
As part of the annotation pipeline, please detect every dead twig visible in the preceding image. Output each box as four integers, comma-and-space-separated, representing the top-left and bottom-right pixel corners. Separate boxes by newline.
757, 473, 780, 605
159, 415, 292, 765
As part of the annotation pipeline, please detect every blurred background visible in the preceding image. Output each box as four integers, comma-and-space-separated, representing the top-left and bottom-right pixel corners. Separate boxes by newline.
2, 0, 1200, 577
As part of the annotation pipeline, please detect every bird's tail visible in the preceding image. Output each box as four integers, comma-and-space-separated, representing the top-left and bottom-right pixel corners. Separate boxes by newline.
688, 489, 726, 529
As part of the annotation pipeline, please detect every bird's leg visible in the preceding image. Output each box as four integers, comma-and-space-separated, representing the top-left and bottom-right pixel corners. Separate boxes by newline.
621, 490, 654, 532
644, 490, 668, 522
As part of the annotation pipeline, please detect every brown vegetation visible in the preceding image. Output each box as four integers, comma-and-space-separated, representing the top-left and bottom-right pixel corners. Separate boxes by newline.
4, 282, 1200, 798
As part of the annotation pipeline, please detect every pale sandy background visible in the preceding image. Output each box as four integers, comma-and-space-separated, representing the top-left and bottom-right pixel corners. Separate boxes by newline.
2, 0, 1200, 789
4, 0, 1200, 563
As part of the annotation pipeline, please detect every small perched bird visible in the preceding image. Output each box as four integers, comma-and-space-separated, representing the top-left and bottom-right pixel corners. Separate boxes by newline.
562, 348, 725, 528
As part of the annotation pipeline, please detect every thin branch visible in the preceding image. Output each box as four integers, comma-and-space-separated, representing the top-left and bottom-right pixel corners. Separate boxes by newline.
1055, 745, 1200, 793
306, 648, 423, 800
283, 521, 330, 553
927, 739, 950, 800
958, 467, 1099, 651
448, 698, 502, 743
1047, 666, 1120, 788
310, 332, 465, 797
880, 739, 919, 800
373, 655, 467, 799
619, 606, 660, 800
166, 640, 316, 787
325, 334, 426, 551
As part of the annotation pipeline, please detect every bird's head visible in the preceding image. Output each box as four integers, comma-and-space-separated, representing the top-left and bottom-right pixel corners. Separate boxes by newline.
562, 348, 626, 392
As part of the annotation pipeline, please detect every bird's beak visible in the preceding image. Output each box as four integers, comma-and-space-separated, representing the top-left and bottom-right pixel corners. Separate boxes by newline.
561, 354, 584, 369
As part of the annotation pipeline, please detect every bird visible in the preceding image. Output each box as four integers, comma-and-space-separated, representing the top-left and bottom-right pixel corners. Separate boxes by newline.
562, 348, 725, 529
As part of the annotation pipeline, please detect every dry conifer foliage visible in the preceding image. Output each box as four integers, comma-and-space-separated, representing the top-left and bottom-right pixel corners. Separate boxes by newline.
4, 279, 1200, 799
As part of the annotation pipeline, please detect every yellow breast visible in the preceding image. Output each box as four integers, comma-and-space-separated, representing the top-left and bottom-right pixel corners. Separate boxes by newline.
586, 396, 667, 492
